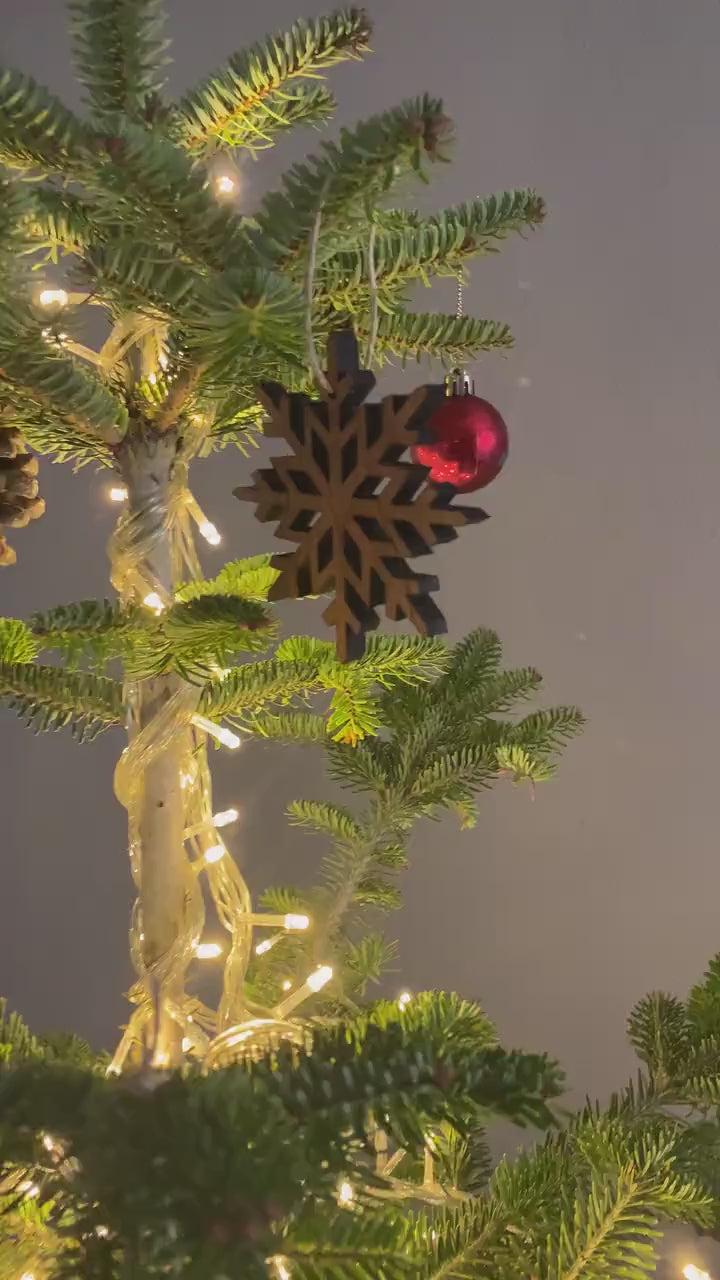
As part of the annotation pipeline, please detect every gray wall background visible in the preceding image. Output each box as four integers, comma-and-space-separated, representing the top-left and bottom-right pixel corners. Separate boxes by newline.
2, 8, 720, 1268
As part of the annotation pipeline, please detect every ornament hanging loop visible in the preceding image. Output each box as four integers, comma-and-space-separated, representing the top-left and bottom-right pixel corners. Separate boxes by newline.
305, 183, 333, 396
452, 269, 472, 396
363, 202, 379, 368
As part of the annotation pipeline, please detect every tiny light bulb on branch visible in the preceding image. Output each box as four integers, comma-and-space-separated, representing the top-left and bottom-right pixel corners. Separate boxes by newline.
684, 1268, 711, 1280
247, 912, 310, 930
204, 843, 225, 864
109, 486, 127, 502
338, 1180, 354, 1205
307, 965, 333, 992
255, 937, 277, 955
195, 941, 223, 959
199, 520, 221, 546
143, 591, 165, 614
215, 174, 235, 194
275, 965, 333, 1017
185, 493, 222, 546
39, 288, 68, 307
191, 714, 242, 750
213, 808, 239, 828
398, 991, 412, 1010
284, 913, 310, 931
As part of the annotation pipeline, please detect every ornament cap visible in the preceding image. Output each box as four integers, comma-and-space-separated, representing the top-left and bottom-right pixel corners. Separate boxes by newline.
448, 367, 474, 397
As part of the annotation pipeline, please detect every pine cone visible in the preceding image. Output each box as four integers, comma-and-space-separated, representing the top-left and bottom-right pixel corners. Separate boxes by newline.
0, 424, 44, 565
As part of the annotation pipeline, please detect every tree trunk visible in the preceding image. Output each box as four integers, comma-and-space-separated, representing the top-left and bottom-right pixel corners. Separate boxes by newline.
116, 427, 187, 1068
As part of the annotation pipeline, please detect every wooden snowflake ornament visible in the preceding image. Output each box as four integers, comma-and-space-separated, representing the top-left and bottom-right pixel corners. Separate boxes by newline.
234, 331, 488, 661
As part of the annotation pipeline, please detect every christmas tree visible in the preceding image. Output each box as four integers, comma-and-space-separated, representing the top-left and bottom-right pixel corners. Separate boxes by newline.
2, 3, 718, 1278
0, 0, 563, 1072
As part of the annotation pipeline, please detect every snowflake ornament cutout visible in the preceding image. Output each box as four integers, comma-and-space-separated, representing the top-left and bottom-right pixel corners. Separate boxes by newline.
234, 331, 488, 661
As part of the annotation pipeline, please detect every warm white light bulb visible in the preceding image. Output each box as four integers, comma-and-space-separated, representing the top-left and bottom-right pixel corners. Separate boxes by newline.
18, 1181, 39, 1199
213, 808, 239, 828
338, 1180, 353, 1204
109, 486, 127, 502
284, 913, 310, 931
255, 938, 275, 956
270, 1259, 290, 1280
281, 979, 292, 990
398, 991, 412, 1010
204, 843, 225, 864
20, 1272, 35, 1280
215, 174, 235, 194
199, 520, 221, 546
683, 1268, 711, 1280
306, 965, 333, 993
182, 1037, 191, 1052
195, 941, 222, 959
39, 288, 68, 307
192, 714, 241, 750
143, 591, 165, 614
147, 372, 157, 385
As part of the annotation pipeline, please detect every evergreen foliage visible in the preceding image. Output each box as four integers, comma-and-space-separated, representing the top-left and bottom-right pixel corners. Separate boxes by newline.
5, 962, 720, 1279
175, 10, 371, 154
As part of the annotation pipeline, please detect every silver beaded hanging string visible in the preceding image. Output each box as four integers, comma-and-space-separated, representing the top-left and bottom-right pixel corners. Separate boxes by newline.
453, 269, 473, 397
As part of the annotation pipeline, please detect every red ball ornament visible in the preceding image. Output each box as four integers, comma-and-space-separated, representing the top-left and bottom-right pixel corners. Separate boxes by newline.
412, 392, 509, 494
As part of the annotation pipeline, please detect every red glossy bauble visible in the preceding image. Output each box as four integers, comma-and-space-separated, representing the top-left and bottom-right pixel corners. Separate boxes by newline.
412, 394, 509, 493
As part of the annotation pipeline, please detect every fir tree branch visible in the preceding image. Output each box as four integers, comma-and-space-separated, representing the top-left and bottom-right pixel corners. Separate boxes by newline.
7, 399, 114, 467
176, 555, 280, 603
281, 1203, 414, 1280
81, 237, 202, 320
318, 188, 546, 294
0, 334, 126, 445
356, 310, 514, 365
0, 68, 94, 175
69, 0, 169, 123
0, 662, 123, 739
255, 95, 454, 267
175, 8, 371, 155
24, 187, 101, 257
88, 124, 249, 272
201, 658, 323, 719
